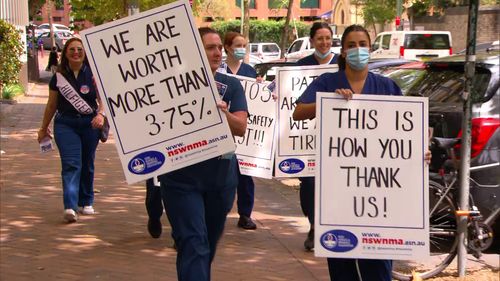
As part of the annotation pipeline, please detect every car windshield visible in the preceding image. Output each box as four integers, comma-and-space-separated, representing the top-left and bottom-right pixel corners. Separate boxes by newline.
388, 67, 491, 103
263, 44, 279, 53
404, 34, 450, 49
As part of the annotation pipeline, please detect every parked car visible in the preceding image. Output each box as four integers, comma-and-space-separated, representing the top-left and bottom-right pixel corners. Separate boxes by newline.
457, 40, 499, 54
384, 51, 499, 244
35, 23, 72, 37
37, 31, 74, 51
284, 35, 342, 62
250, 43, 281, 62
371, 30, 453, 61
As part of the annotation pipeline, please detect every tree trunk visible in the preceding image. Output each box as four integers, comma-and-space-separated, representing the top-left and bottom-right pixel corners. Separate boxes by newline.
243, 0, 250, 63
280, 0, 295, 59
48, 0, 55, 50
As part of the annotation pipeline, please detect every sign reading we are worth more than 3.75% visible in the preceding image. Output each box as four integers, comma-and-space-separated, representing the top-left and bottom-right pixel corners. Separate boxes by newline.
81, 0, 234, 184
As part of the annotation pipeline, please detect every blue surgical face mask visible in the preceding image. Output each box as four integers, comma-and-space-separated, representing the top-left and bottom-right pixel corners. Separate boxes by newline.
233, 48, 246, 60
346, 47, 370, 70
314, 49, 331, 60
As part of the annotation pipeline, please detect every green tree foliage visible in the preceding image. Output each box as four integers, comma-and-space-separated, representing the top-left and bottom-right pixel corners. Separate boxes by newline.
211, 19, 309, 45
28, 0, 47, 20
362, 0, 397, 31
70, 0, 178, 25
0, 20, 24, 88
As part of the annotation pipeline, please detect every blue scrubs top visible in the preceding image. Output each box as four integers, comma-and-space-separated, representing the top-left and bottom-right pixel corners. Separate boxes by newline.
297, 71, 402, 104
298, 70, 401, 281
296, 53, 339, 66
160, 72, 248, 188
225, 62, 257, 79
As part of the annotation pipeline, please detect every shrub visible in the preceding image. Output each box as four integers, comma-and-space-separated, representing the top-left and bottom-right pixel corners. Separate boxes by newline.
2, 84, 24, 100
0, 20, 24, 89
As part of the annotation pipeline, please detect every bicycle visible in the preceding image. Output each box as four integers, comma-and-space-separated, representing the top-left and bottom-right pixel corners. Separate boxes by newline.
392, 137, 500, 280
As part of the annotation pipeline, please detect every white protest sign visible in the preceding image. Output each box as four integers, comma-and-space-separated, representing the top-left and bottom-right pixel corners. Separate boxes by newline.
228, 74, 276, 179
275, 65, 338, 178
80, 0, 234, 184
315, 93, 429, 260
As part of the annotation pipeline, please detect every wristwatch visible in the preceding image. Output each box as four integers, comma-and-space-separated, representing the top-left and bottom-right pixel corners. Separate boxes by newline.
99, 111, 106, 117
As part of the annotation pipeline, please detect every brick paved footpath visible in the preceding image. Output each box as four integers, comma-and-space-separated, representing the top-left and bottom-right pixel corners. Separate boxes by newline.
0, 58, 330, 281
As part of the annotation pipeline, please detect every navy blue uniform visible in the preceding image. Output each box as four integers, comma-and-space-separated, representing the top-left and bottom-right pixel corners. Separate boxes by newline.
297, 70, 401, 281
295, 53, 338, 228
296, 53, 339, 66
49, 65, 100, 211
158, 72, 247, 281
225, 62, 257, 220
225, 62, 257, 78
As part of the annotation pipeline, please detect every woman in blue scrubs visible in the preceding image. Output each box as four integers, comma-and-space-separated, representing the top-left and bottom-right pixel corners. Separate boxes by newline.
293, 24, 401, 281
221, 32, 258, 230
295, 22, 339, 251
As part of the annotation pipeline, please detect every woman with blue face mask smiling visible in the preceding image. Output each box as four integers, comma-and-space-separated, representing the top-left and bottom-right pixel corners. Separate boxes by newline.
220, 32, 257, 79
297, 22, 339, 66
295, 22, 339, 252
293, 25, 401, 281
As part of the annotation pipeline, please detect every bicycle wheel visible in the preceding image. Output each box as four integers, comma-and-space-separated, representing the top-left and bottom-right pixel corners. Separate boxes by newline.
392, 180, 458, 280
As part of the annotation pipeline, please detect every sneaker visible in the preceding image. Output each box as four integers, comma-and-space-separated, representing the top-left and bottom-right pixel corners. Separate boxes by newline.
81, 206, 95, 215
63, 209, 77, 223
147, 218, 162, 238
237, 216, 257, 230
304, 229, 314, 251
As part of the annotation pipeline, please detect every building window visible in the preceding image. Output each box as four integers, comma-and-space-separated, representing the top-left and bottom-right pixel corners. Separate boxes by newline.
300, 16, 318, 22
268, 16, 284, 21
235, 0, 256, 9
203, 17, 214, 22
268, 0, 284, 9
300, 0, 319, 9
53, 16, 63, 22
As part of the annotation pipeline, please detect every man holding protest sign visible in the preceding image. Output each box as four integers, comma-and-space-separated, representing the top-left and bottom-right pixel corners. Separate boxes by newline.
158, 27, 248, 281
293, 25, 430, 281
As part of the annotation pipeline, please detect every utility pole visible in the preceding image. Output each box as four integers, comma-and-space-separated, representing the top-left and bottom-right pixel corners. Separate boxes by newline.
242, 0, 250, 64
457, 0, 479, 276
240, 0, 244, 34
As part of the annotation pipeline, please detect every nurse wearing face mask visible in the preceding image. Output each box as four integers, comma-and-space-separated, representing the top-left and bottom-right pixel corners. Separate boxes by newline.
295, 22, 339, 252
296, 22, 339, 66
293, 25, 402, 281
220, 32, 259, 230
220, 32, 257, 79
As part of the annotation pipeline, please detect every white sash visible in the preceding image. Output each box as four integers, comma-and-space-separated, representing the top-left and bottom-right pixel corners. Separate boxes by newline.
56, 73, 94, 115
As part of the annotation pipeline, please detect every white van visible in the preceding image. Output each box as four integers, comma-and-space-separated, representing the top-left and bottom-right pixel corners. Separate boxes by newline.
285, 35, 342, 62
249, 43, 281, 62
371, 31, 452, 61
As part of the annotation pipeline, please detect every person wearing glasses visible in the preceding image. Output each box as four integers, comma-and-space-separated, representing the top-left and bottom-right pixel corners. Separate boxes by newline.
38, 38, 105, 223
